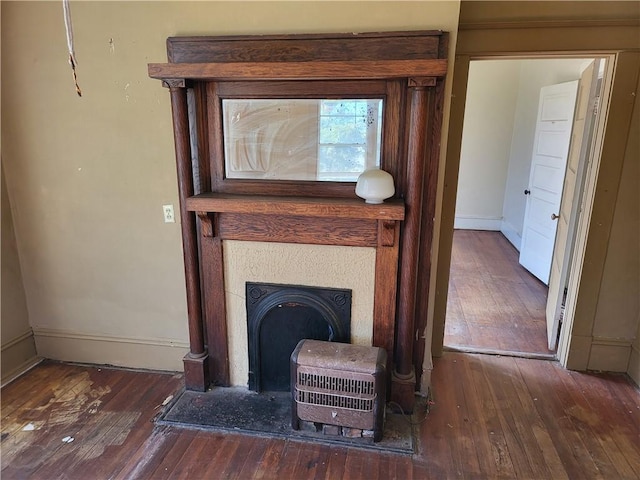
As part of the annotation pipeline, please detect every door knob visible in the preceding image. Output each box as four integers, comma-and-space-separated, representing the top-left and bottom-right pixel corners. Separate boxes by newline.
551, 213, 559, 220
524, 189, 531, 195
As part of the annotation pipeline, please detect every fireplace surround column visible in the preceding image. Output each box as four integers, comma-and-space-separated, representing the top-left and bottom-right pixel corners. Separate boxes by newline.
392, 78, 434, 413
166, 80, 209, 391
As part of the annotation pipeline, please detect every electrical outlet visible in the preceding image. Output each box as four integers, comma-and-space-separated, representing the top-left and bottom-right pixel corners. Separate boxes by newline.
163, 204, 175, 223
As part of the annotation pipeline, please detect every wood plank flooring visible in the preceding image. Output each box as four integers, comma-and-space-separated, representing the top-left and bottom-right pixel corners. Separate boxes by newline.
445, 229, 553, 355
2, 357, 638, 479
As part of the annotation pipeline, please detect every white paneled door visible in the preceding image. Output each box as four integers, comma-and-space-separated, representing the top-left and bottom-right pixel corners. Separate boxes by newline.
519, 80, 579, 285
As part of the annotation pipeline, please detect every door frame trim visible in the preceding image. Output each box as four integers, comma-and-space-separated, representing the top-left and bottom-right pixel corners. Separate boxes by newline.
430, 19, 639, 373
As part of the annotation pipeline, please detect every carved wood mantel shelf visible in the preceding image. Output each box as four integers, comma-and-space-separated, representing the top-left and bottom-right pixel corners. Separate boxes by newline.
149, 31, 448, 413
148, 59, 448, 81
186, 193, 404, 220
186, 193, 404, 248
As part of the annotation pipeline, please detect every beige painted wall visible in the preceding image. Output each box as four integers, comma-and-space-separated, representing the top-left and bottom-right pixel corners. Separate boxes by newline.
456, 58, 593, 245
563, 52, 640, 374
587, 66, 640, 372
1, 165, 39, 383
629, 314, 640, 386
454, 60, 520, 230
1, 2, 460, 373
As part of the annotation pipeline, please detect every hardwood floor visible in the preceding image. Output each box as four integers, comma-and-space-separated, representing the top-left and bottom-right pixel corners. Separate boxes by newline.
2, 358, 638, 479
445, 229, 553, 355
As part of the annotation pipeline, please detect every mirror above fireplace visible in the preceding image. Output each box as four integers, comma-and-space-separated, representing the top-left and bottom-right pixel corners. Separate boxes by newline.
223, 98, 383, 182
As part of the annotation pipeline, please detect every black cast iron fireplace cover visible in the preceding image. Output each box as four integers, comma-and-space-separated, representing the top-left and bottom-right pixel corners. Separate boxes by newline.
246, 282, 352, 392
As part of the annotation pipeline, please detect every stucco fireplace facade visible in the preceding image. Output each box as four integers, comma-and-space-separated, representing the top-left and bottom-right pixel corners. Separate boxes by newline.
225, 241, 375, 387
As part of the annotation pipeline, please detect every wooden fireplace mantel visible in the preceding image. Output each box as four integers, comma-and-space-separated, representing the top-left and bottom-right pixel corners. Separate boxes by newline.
150, 30, 448, 413
186, 193, 405, 221
187, 192, 405, 393
148, 59, 448, 81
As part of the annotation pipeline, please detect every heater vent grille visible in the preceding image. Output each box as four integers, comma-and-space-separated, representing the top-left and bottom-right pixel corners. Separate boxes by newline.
297, 371, 375, 396
295, 370, 376, 412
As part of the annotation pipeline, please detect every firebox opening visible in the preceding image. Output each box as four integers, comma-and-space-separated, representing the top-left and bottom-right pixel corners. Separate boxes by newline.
246, 282, 352, 392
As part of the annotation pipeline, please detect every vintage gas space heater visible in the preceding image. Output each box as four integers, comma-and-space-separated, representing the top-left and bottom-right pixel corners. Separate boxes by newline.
290, 339, 387, 442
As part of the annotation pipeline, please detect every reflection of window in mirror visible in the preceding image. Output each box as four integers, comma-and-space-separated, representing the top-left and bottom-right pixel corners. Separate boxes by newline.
318, 100, 383, 181
223, 99, 383, 182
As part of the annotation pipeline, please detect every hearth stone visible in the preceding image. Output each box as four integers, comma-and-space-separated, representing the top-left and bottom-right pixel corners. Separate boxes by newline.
157, 386, 416, 454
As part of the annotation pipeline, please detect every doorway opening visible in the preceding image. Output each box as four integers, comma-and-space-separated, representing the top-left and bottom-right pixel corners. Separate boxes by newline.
444, 56, 608, 358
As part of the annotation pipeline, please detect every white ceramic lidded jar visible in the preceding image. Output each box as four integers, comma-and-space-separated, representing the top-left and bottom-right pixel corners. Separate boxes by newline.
355, 168, 395, 204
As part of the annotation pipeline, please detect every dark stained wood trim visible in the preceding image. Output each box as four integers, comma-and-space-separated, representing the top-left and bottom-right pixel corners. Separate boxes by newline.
183, 354, 209, 392
384, 80, 406, 187
149, 59, 448, 81
186, 193, 405, 220
209, 236, 230, 386
193, 82, 211, 195
392, 83, 430, 412
208, 79, 381, 198
414, 76, 446, 388
208, 79, 404, 198
373, 221, 401, 378
215, 80, 388, 97
378, 220, 397, 247
162, 78, 186, 88
218, 213, 379, 247
210, 178, 361, 199
166, 31, 446, 63
408, 77, 437, 88
168, 85, 208, 390
198, 213, 230, 386
169, 86, 204, 354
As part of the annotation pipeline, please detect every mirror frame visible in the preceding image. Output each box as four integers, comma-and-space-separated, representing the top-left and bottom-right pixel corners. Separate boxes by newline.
207, 80, 403, 198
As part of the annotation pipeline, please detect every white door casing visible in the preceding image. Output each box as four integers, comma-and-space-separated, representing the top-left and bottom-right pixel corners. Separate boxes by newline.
545, 61, 600, 350
519, 80, 579, 285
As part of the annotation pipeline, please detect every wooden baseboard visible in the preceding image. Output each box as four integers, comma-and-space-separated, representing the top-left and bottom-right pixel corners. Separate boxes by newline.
628, 341, 640, 387
588, 337, 633, 372
454, 215, 502, 231
32, 328, 188, 372
1, 330, 39, 386
500, 220, 522, 251
1, 356, 42, 388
